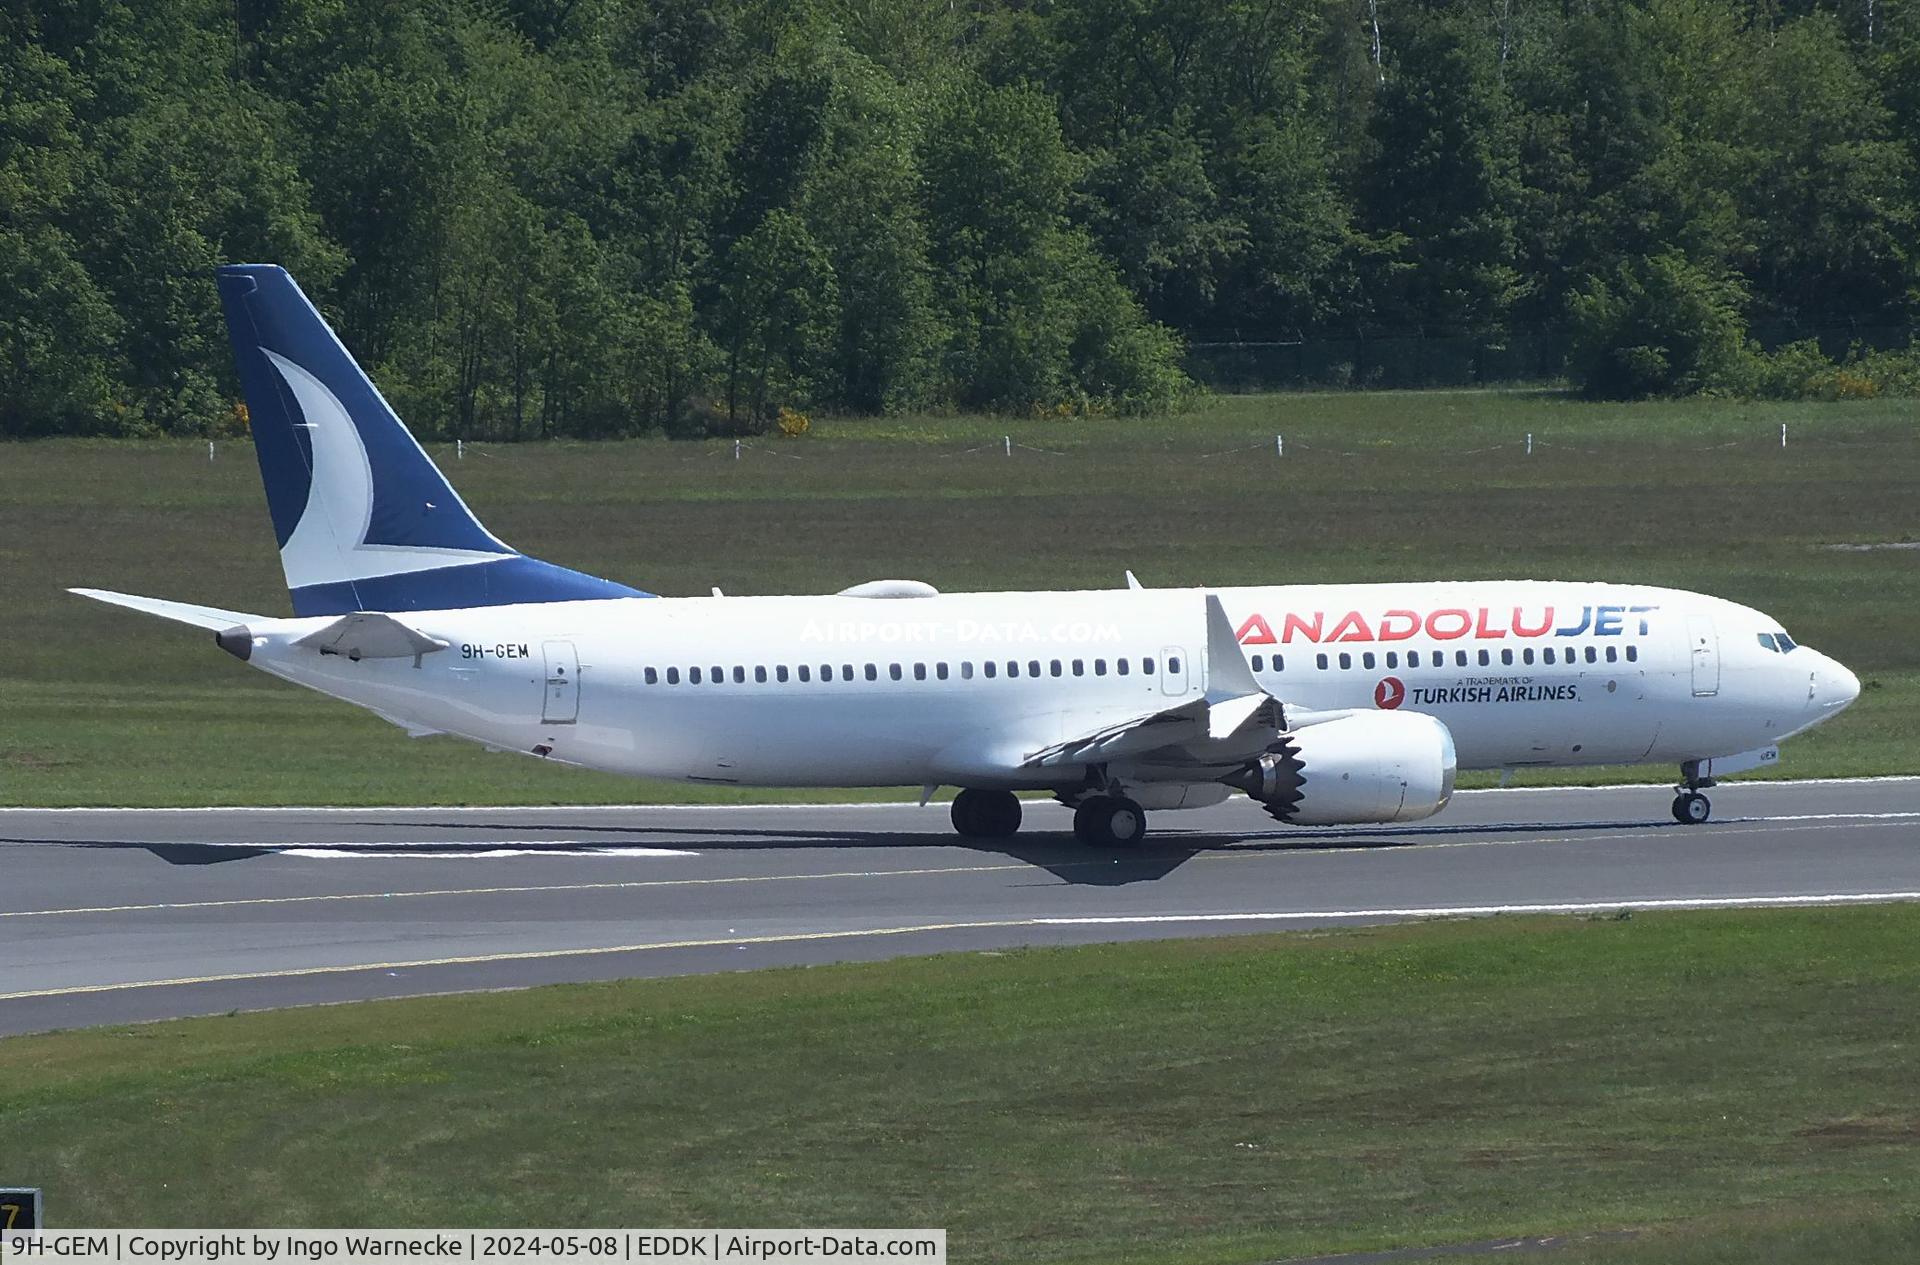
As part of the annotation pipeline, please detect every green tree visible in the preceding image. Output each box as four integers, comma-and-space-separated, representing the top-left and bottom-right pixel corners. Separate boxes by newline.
716, 210, 839, 429
1359, 10, 1522, 332
1567, 252, 1749, 399
1738, 14, 1914, 323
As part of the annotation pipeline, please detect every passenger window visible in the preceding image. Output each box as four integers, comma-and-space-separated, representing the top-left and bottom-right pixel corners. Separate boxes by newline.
1501, 649, 1513, 666
1544, 648, 1556, 665
1169, 656, 1182, 674
1605, 646, 1617, 663
1338, 653, 1352, 670
1362, 652, 1376, 670
1006, 661, 1019, 678
933, 663, 945, 680
1071, 659, 1084, 676
666, 667, 680, 685
1143, 657, 1156, 675
982, 661, 995, 678
866, 664, 879, 681
645, 667, 658, 685
842, 664, 855, 681
776, 665, 789, 683
1050, 660, 1063, 677
1626, 645, 1639, 662
914, 663, 927, 681
754, 666, 767, 683
1094, 659, 1107, 676
1585, 647, 1597, 664
960, 662, 973, 680
1522, 648, 1534, 665
1477, 650, 1489, 667
690, 667, 702, 684
1029, 660, 1042, 678
1117, 658, 1130, 676
1384, 652, 1397, 670
712, 666, 723, 683
1455, 650, 1468, 667
1316, 653, 1329, 670
733, 666, 746, 684
889, 664, 902, 681
1274, 654, 1284, 671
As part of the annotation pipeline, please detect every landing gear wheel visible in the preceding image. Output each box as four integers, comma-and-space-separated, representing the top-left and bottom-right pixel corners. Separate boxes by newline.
1672, 792, 1711, 824
951, 788, 1022, 838
1073, 795, 1148, 847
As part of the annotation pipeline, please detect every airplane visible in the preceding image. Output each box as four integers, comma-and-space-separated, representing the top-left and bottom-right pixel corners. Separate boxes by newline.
73, 266, 1862, 845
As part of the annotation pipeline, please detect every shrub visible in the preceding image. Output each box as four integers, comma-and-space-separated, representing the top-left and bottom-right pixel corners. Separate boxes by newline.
1566, 253, 1748, 399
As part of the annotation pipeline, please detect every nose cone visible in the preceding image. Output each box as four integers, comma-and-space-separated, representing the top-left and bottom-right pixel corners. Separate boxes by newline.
1809, 652, 1861, 715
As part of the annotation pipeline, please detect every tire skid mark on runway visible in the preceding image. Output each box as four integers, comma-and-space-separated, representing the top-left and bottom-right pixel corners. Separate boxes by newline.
5, 891, 1919, 1003
0, 861, 1036, 920
3, 815, 1907, 921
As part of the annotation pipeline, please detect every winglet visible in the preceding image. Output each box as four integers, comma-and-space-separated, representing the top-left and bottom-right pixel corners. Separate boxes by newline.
1204, 594, 1260, 699
1125, 570, 1144, 590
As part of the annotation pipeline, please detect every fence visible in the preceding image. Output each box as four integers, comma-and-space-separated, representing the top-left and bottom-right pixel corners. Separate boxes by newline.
1183, 325, 1915, 393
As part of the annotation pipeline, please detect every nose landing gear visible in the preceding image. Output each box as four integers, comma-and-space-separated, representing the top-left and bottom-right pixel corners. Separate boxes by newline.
1672, 790, 1712, 824
1672, 760, 1717, 824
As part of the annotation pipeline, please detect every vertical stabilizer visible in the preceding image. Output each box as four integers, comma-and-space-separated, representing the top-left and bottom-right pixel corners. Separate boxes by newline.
216, 265, 645, 615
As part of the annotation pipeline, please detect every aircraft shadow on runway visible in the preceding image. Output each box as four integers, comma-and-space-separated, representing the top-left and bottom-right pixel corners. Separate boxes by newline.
9, 816, 1674, 886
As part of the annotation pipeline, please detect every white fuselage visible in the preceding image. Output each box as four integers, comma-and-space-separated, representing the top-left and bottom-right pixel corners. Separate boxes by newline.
234, 580, 1858, 796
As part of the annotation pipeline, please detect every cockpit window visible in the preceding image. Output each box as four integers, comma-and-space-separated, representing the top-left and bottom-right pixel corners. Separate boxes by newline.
1757, 633, 1777, 652
1777, 632, 1797, 652
1758, 631, 1798, 653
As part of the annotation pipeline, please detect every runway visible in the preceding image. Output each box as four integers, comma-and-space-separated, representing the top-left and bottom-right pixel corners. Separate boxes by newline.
3, 779, 1917, 1037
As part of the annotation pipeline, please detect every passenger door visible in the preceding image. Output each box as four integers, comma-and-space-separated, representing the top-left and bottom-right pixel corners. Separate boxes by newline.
542, 641, 580, 723
1687, 616, 1720, 697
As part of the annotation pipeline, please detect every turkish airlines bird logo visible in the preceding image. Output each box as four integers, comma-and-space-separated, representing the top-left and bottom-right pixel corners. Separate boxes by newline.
1374, 676, 1406, 710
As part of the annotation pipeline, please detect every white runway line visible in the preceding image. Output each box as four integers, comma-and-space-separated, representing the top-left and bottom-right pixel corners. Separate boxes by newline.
276, 845, 699, 859
5, 890, 1919, 1003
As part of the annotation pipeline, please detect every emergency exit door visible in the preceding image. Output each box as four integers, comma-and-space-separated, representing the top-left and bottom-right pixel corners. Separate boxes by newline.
1160, 647, 1189, 696
542, 641, 579, 723
1687, 616, 1720, 697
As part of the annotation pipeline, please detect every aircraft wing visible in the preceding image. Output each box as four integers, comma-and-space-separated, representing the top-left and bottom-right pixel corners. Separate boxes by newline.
1021, 594, 1283, 770
294, 612, 449, 662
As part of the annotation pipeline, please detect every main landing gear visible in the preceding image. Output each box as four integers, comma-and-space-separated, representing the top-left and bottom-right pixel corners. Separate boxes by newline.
951, 788, 1022, 839
1072, 795, 1148, 847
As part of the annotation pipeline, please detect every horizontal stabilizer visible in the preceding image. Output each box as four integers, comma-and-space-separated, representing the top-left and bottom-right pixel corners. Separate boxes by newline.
70, 588, 262, 630
295, 612, 449, 662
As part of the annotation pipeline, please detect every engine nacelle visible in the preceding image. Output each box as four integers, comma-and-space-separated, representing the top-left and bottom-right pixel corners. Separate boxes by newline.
1223, 711, 1457, 825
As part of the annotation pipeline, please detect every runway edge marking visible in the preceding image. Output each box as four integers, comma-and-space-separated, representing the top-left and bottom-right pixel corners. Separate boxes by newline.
5, 891, 1919, 1003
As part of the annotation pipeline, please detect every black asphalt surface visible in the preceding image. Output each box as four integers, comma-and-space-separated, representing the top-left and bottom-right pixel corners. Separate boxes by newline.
3, 779, 1917, 1036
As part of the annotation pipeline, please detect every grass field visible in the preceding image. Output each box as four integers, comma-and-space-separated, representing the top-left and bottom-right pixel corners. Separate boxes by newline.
2, 390, 1917, 805
3, 907, 1917, 1262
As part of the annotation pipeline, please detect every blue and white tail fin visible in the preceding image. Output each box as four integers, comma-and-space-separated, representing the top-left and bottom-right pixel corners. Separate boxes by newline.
217, 265, 646, 616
